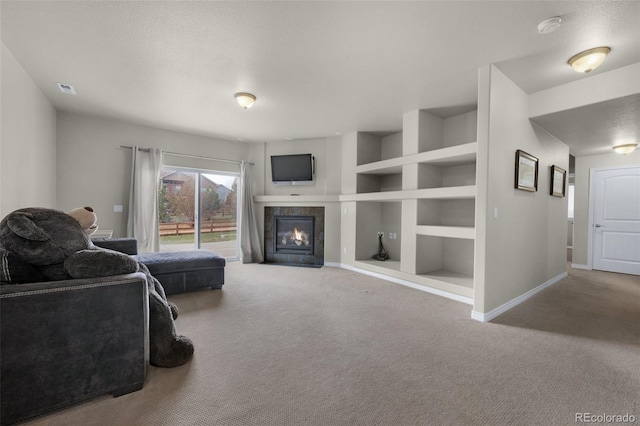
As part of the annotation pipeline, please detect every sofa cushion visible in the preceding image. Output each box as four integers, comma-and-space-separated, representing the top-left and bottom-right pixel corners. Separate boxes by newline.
134, 250, 225, 295
134, 251, 225, 274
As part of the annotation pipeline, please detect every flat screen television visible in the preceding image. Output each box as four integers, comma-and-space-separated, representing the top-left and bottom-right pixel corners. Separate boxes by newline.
271, 153, 314, 185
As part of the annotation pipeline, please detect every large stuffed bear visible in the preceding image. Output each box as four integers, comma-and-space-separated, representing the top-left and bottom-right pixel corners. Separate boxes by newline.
0, 207, 193, 368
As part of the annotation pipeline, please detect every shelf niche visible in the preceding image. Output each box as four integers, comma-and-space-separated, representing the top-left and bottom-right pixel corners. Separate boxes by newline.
356, 131, 403, 166
357, 173, 402, 193
355, 201, 402, 265
417, 199, 475, 227
404, 109, 477, 155
415, 235, 474, 287
417, 162, 476, 189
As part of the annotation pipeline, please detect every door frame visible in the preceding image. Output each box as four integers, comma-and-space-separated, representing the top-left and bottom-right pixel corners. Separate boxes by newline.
587, 164, 639, 270
159, 165, 241, 259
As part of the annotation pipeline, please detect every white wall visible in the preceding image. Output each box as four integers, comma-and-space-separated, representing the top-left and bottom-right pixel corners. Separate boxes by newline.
573, 152, 640, 267
475, 65, 570, 314
56, 111, 259, 237
1, 43, 57, 217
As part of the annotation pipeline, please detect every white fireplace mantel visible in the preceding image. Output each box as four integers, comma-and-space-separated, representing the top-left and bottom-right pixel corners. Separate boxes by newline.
254, 195, 340, 204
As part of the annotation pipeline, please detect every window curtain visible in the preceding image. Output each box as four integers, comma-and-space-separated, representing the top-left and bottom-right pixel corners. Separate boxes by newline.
127, 146, 163, 253
239, 161, 263, 263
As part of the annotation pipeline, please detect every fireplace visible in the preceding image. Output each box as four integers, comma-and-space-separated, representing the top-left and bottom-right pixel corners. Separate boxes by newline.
274, 215, 314, 255
264, 207, 324, 267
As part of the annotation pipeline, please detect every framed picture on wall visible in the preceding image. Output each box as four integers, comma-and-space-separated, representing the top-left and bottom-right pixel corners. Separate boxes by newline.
550, 165, 566, 197
515, 150, 538, 192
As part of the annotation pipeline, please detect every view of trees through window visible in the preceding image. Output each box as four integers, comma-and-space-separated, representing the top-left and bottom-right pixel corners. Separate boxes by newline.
158, 167, 238, 258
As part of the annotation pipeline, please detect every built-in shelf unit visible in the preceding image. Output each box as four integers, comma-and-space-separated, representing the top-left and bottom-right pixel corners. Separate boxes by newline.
341, 109, 478, 301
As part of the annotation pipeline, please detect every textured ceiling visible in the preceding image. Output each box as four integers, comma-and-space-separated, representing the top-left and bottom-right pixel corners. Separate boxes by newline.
1, 1, 639, 154
531, 93, 640, 157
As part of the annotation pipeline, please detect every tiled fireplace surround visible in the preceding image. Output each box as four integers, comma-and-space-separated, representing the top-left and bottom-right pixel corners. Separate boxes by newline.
264, 206, 325, 267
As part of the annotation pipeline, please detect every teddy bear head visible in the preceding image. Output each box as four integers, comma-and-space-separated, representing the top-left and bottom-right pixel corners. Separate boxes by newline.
67, 206, 99, 236
0, 207, 90, 267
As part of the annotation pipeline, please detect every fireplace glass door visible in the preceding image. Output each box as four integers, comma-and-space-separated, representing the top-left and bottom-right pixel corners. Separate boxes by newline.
274, 215, 314, 255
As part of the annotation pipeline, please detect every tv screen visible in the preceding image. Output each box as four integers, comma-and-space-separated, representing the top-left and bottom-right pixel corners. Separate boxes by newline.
271, 154, 314, 185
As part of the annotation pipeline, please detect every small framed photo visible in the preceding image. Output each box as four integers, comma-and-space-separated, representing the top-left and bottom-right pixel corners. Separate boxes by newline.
515, 150, 538, 192
550, 165, 566, 197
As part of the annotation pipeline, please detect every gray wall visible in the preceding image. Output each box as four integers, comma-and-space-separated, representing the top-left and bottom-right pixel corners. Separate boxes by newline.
56, 111, 260, 237
475, 65, 570, 314
1, 43, 57, 217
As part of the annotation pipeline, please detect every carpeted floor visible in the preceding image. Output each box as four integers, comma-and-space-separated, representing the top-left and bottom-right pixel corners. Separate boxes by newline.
25, 261, 639, 425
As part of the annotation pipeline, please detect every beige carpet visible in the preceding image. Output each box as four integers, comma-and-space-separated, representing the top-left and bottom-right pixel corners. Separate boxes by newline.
25, 262, 639, 425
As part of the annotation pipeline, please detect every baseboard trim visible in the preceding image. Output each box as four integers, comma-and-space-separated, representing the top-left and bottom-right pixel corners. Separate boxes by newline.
338, 263, 473, 305
571, 263, 590, 270
324, 262, 341, 268
471, 271, 567, 322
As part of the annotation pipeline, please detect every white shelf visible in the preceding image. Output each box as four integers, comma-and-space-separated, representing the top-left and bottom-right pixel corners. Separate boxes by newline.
254, 195, 340, 203
356, 157, 405, 175
340, 185, 476, 202
353, 260, 473, 298
414, 269, 474, 296
344, 109, 478, 304
354, 259, 402, 273
354, 142, 477, 175
415, 225, 475, 240
413, 142, 477, 166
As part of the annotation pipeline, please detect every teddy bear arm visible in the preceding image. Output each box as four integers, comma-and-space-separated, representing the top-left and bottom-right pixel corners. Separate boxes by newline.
65, 249, 139, 279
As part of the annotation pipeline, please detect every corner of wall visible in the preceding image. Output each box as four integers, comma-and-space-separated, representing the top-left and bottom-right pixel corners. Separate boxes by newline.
478, 64, 569, 315
1, 42, 57, 217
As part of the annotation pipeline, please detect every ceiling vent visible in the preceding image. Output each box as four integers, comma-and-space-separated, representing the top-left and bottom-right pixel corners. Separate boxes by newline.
56, 82, 76, 95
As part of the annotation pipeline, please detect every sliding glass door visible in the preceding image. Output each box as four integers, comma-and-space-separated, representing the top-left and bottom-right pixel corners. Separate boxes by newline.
159, 167, 239, 259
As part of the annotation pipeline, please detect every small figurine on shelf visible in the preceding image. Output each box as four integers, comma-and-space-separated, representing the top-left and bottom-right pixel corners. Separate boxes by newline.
372, 232, 389, 261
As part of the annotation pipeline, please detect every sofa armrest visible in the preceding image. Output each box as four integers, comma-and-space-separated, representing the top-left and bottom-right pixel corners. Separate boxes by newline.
92, 237, 139, 255
0, 273, 149, 424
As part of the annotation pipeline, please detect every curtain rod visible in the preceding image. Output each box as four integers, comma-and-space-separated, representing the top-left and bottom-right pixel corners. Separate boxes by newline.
120, 145, 254, 165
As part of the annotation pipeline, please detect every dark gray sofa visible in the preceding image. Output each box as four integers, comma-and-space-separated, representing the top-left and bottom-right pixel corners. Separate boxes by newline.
93, 238, 226, 296
0, 240, 224, 424
0, 273, 149, 425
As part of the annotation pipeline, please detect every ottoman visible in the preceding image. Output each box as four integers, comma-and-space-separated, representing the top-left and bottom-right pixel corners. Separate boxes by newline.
134, 251, 226, 296
92, 238, 225, 296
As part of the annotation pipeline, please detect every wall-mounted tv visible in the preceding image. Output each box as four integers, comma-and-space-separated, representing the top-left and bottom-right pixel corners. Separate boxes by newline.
271, 153, 314, 186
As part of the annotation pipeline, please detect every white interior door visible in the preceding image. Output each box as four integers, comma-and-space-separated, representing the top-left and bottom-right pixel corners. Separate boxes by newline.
591, 166, 640, 275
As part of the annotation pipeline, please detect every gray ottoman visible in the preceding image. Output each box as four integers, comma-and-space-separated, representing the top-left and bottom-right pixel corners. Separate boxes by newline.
134, 251, 225, 296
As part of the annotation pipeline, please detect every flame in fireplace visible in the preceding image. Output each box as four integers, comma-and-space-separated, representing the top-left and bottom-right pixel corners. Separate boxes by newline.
282, 227, 310, 246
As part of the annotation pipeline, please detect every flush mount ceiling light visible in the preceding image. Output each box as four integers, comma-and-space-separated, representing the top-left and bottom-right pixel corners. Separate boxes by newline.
612, 143, 638, 155
234, 92, 256, 109
537, 16, 562, 34
568, 47, 610, 73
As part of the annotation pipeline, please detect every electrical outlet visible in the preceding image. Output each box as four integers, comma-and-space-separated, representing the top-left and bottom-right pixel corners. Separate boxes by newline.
343, 247, 347, 254
377, 232, 384, 237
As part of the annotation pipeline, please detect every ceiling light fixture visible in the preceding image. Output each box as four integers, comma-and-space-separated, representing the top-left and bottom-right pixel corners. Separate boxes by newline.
612, 143, 638, 155
537, 16, 562, 34
234, 92, 256, 109
568, 47, 610, 73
